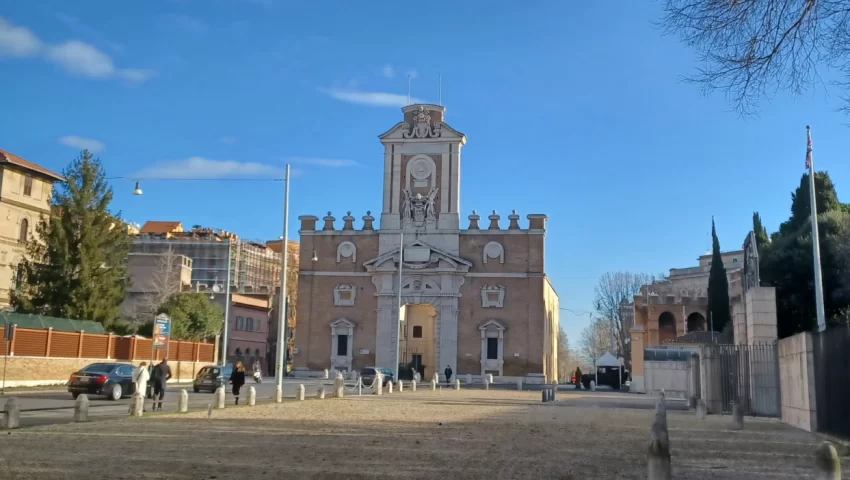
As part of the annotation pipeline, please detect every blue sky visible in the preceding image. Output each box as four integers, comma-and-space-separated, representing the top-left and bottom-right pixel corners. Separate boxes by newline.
1, 1, 848, 345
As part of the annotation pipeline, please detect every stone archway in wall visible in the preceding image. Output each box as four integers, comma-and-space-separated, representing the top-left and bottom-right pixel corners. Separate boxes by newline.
686, 312, 707, 332
658, 311, 677, 343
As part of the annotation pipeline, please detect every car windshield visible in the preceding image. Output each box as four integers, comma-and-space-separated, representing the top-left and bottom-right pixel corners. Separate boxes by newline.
81, 364, 115, 374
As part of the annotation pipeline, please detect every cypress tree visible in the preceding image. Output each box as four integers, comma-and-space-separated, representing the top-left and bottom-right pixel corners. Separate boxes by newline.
12, 150, 130, 329
706, 217, 731, 332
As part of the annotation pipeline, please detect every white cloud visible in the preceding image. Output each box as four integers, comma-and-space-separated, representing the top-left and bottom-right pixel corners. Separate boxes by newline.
134, 157, 284, 179
162, 13, 209, 34
288, 157, 358, 167
219, 136, 237, 145
58, 135, 105, 153
320, 87, 424, 107
0, 17, 42, 57
381, 64, 395, 78
0, 18, 153, 83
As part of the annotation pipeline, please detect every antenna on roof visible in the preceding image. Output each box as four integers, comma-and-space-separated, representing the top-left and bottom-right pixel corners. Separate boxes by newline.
407, 74, 412, 106
439, 74, 442, 106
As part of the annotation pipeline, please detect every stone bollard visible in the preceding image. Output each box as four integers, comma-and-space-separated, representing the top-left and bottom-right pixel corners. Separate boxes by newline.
647, 393, 672, 480
466, 374, 472, 384
814, 441, 841, 479
487, 373, 494, 384
397, 380, 403, 392
129, 392, 144, 417
318, 386, 326, 399
731, 403, 744, 430
484, 377, 490, 390
297, 384, 305, 401
387, 381, 394, 394
455, 379, 460, 390
696, 399, 707, 420
334, 374, 344, 398
74, 394, 89, 422
411, 380, 417, 392
517, 379, 523, 391
430, 379, 437, 391
590, 380, 596, 392
247, 386, 256, 406
178, 389, 189, 413
3, 397, 20, 429
323, 369, 329, 379
275, 384, 283, 403
376, 378, 384, 395
215, 387, 226, 409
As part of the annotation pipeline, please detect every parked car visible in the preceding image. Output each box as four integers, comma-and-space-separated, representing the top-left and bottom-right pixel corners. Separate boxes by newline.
193, 364, 233, 393
67, 363, 137, 401
359, 367, 394, 386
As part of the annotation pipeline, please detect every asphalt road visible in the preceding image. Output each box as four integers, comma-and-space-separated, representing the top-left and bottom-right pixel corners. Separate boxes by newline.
3, 377, 338, 428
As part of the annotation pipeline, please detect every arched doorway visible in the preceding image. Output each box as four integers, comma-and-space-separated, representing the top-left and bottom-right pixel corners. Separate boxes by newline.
687, 312, 707, 332
658, 312, 677, 343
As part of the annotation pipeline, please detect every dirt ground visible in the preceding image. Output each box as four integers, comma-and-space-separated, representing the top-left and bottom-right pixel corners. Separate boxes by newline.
0, 389, 845, 479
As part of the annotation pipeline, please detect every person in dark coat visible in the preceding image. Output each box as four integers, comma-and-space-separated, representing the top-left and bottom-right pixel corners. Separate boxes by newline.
444, 365, 453, 384
230, 361, 246, 405
574, 366, 583, 390
151, 359, 172, 411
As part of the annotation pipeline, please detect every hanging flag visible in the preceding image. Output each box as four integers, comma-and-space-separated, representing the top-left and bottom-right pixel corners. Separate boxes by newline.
805, 126, 813, 170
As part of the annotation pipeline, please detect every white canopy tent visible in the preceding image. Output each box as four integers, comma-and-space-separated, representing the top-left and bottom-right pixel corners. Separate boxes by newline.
595, 352, 621, 368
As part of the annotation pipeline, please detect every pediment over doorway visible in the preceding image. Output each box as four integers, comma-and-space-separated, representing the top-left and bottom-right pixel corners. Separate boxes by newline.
363, 239, 472, 274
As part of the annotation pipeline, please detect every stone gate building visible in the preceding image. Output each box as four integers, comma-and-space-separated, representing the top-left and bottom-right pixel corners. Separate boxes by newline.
294, 104, 560, 383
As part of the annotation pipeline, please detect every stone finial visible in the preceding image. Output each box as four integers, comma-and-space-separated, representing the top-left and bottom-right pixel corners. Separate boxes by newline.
322, 212, 336, 231
488, 210, 501, 230
342, 211, 355, 231
526, 214, 547, 231
362, 211, 375, 231
468, 210, 480, 230
508, 209, 520, 230
298, 215, 318, 232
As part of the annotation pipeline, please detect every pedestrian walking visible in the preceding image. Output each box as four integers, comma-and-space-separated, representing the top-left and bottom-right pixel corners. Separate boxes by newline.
151, 358, 172, 411
133, 362, 150, 411
444, 365, 453, 385
574, 366, 583, 390
230, 361, 246, 405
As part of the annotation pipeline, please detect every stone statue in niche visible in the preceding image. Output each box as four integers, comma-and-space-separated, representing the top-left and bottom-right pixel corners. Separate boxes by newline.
403, 105, 441, 139
402, 187, 439, 228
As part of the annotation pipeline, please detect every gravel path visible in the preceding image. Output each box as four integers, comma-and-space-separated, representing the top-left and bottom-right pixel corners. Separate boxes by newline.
0, 389, 844, 479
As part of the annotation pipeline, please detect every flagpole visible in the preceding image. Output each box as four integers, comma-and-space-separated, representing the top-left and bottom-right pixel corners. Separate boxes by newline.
806, 125, 827, 331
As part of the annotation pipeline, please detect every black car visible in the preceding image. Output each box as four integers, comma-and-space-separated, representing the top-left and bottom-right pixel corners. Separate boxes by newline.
67, 363, 137, 401
360, 367, 394, 387
193, 364, 233, 393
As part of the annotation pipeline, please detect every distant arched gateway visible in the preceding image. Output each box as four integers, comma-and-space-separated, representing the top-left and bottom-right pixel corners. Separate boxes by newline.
658, 312, 677, 343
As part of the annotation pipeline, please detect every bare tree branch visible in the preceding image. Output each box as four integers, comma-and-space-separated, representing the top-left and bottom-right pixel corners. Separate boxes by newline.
578, 317, 613, 366
593, 271, 657, 362
660, 0, 850, 114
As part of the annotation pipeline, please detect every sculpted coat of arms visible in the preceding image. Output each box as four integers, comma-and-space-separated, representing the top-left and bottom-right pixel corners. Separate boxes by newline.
402, 187, 438, 227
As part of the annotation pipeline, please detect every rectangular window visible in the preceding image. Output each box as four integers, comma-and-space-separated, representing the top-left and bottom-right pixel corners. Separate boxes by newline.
336, 334, 348, 356
486, 337, 499, 360
412, 325, 423, 338
23, 175, 33, 197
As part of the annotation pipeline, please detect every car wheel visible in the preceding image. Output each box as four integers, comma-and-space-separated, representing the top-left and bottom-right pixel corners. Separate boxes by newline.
193, 387, 200, 393
109, 383, 123, 401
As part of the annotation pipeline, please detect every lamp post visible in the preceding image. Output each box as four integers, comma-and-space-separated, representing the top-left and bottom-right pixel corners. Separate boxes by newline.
275, 165, 291, 391
394, 231, 404, 381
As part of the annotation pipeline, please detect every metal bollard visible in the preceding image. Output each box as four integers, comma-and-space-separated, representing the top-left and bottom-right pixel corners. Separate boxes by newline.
74, 394, 89, 422
334, 374, 344, 398
541, 389, 548, 403
814, 441, 841, 479
731, 403, 744, 430
411, 380, 417, 392
215, 387, 226, 409
387, 381, 394, 394
455, 379, 460, 390
484, 377, 490, 390
275, 384, 283, 403
297, 384, 305, 401
318, 386, 326, 399
375, 378, 383, 396
247, 386, 256, 406
2, 398, 20, 429
397, 380, 403, 392
178, 389, 189, 413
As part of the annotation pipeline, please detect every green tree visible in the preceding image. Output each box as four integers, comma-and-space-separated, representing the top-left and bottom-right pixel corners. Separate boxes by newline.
150, 292, 224, 341
752, 212, 770, 253
706, 218, 731, 332
12, 150, 130, 329
777, 172, 843, 237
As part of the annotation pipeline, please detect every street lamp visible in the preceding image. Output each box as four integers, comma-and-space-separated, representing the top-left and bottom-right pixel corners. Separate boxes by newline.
132, 181, 143, 196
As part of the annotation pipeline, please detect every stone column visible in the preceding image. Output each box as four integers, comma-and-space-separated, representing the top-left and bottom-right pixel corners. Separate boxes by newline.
438, 295, 458, 378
